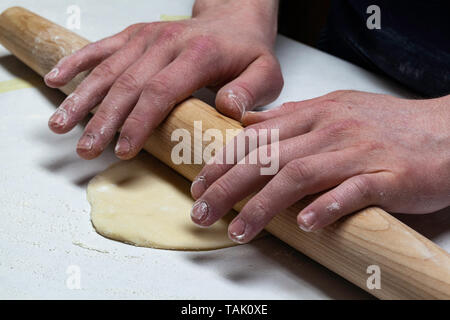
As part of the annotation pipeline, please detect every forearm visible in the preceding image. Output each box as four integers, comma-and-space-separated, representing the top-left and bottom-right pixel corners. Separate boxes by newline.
192, 0, 280, 43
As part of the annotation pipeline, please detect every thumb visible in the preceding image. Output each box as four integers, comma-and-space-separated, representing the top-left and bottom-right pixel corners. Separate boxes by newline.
215, 54, 283, 121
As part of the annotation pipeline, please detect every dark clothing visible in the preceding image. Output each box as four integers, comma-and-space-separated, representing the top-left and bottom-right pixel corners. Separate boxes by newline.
279, 0, 450, 97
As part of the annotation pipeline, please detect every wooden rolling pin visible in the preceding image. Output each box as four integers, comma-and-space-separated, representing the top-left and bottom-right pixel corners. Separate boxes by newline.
1, 6, 449, 299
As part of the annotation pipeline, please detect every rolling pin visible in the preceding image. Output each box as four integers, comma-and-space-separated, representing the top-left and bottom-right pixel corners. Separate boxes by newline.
1, 6, 449, 299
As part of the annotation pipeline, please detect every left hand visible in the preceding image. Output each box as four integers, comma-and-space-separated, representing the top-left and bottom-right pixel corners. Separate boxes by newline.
190, 90, 450, 243
44, 0, 282, 160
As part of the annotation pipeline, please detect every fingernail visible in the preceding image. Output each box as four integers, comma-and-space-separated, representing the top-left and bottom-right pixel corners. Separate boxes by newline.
190, 200, 209, 224
115, 137, 131, 155
226, 90, 246, 120
49, 107, 67, 128
45, 68, 59, 80
77, 134, 94, 151
190, 176, 206, 199
298, 211, 316, 232
244, 107, 275, 116
229, 218, 246, 243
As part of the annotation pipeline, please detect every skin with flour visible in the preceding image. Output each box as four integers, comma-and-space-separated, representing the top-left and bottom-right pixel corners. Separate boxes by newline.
87, 153, 237, 250
45, 0, 450, 243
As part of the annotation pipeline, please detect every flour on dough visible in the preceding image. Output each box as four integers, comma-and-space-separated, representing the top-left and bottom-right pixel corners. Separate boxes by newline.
87, 153, 238, 250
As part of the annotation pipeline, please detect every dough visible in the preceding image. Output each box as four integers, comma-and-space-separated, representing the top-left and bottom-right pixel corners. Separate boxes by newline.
87, 153, 238, 250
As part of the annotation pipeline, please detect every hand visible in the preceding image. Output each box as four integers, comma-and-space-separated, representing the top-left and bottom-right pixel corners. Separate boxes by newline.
190, 90, 450, 243
45, 0, 282, 160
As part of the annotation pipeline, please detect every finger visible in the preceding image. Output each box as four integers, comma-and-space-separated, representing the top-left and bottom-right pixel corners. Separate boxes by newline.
44, 23, 145, 87
215, 54, 283, 121
190, 122, 283, 199
116, 36, 221, 159
297, 172, 389, 231
227, 148, 367, 243
242, 93, 338, 126
191, 104, 337, 199
190, 159, 267, 227
76, 42, 176, 159
190, 127, 353, 227
48, 28, 151, 134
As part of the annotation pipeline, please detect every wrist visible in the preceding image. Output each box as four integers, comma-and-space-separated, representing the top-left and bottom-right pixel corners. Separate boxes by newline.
193, 0, 278, 16
193, 0, 279, 44
430, 95, 450, 124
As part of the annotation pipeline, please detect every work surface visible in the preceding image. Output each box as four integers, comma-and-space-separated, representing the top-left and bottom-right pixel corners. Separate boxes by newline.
1, 0, 449, 299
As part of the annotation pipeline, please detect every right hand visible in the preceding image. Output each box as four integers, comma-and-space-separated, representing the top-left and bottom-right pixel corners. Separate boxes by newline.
45, 0, 283, 160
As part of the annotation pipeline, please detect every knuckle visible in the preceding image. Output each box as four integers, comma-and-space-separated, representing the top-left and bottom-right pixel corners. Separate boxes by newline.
92, 38, 118, 56
327, 90, 354, 99
302, 102, 334, 118
100, 103, 123, 122
283, 159, 312, 183
188, 35, 218, 56
136, 23, 156, 37
280, 101, 298, 112
349, 176, 373, 201
320, 99, 342, 110
255, 54, 280, 75
83, 42, 99, 52
145, 78, 170, 96
247, 197, 270, 221
309, 103, 332, 120
114, 73, 141, 92
324, 118, 361, 137
123, 117, 150, 137
92, 110, 112, 124
158, 22, 185, 41
330, 90, 348, 96
144, 78, 172, 98
126, 23, 146, 34
254, 54, 284, 95
90, 61, 116, 79
205, 162, 232, 180
257, 54, 276, 67
56, 54, 76, 70
125, 111, 148, 128
200, 164, 221, 180
210, 179, 233, 202
125, 23, 139, 32
143, 78, 174, 114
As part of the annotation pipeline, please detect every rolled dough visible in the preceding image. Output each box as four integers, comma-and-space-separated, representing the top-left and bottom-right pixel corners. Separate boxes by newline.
87, 153, 238, 250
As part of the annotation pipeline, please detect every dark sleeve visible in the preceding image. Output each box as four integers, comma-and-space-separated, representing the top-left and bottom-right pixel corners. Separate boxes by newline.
280, 0, 450, 97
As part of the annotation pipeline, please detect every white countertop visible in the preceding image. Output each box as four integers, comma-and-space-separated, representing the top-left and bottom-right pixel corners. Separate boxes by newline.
0, 0, 448, 299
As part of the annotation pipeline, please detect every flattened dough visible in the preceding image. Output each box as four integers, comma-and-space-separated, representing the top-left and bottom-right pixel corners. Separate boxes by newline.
87, 153, 237, 250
